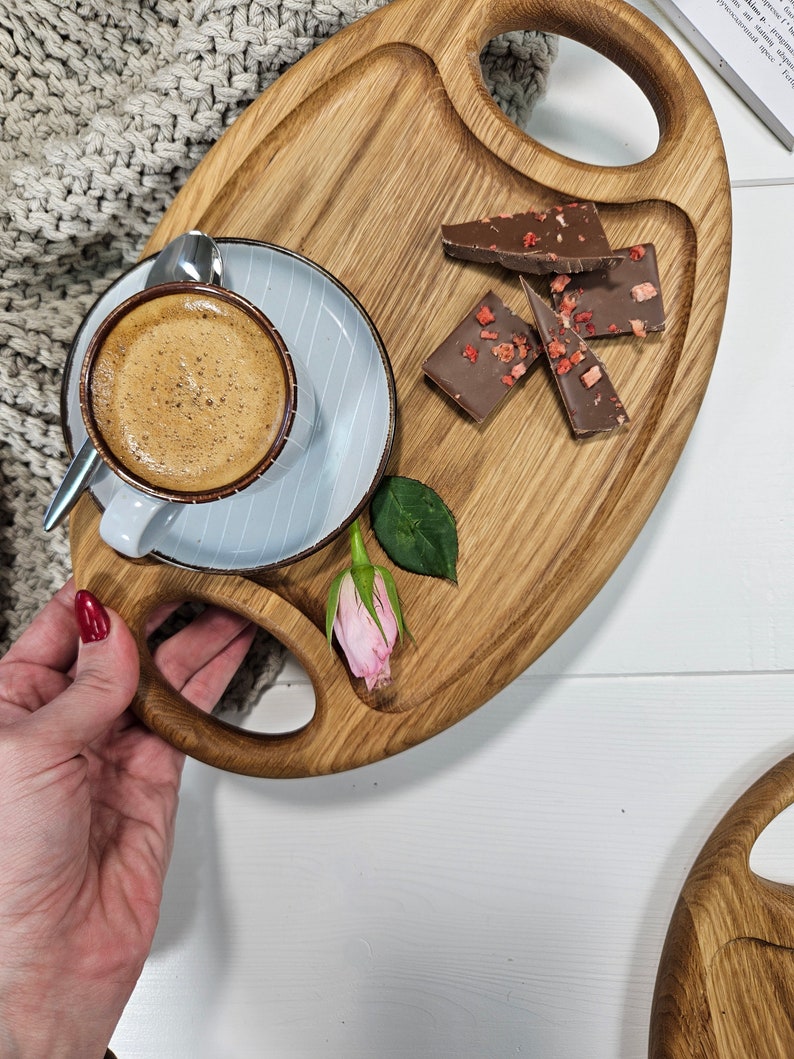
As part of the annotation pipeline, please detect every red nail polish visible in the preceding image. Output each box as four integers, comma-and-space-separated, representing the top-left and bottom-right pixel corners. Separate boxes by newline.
75, 590, 111, 643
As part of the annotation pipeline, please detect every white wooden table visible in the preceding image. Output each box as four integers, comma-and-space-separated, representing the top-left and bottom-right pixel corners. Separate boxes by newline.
111, 3, 794, 1055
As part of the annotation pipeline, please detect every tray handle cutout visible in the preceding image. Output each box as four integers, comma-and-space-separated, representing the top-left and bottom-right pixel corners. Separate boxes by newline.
650, 753, 794, 1058
383, 0, 712, 196
69, 496, 396, 777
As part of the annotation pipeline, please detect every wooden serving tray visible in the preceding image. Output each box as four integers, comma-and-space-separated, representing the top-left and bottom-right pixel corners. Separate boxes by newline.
70, 0, 731, 776
650, 754, 794, 1058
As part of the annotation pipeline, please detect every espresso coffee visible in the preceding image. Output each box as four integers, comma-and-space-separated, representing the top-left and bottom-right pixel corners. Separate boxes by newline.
87, 290, 290, 496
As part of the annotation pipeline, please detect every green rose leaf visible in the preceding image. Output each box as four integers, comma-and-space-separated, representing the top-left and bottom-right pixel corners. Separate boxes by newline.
371, 476, 458, 582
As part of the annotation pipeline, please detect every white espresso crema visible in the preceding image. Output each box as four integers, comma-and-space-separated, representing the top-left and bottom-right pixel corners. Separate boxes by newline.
89, 291, 289, 494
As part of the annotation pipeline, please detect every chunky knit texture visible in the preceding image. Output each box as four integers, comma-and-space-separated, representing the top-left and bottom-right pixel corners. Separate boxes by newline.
0, 0, 556, 711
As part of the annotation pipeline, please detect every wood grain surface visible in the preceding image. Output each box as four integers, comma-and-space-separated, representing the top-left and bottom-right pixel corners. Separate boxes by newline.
650, 754, 794, 1058
70, 0, 732, 776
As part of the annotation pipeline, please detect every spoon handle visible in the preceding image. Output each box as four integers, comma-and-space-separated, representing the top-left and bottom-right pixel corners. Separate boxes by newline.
42, 439, 101, 531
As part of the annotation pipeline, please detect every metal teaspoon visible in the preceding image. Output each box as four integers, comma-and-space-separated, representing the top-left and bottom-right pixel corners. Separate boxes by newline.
42, 231, 224, 532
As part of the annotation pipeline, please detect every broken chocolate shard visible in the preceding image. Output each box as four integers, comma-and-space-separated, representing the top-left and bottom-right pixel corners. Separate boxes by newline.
550, 243, 666, 339
521, 277, 630, 438
422, 291, 542, 423
441, 202, 621, 275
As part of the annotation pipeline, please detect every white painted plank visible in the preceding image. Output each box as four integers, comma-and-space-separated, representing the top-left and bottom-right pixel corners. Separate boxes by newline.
111, 672, 794, 1058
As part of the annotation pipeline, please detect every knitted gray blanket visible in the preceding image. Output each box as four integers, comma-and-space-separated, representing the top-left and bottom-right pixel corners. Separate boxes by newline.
0, 0, 555, 711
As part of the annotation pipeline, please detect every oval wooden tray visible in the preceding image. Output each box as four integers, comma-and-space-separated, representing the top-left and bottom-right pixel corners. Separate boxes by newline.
70, 0, 731, 776
650, 754, 794, 1058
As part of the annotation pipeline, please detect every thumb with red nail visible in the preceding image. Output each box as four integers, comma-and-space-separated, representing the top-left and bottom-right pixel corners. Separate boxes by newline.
0, 580, 256, 1058
74, 587, 112, 642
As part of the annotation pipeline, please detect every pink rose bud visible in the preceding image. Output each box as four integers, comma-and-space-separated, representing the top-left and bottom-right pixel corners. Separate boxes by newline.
333, 571, 399, 691
326, 520, 407, 692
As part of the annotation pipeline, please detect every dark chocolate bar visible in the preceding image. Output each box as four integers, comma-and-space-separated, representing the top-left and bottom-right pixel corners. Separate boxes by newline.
550, 243, 665, 338
521, 278, 629, 438
422, 291, 541, 422
441, 202, 621, 275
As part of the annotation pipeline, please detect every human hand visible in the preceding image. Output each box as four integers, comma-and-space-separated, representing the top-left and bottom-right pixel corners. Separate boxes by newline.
0, 580, 256, 1059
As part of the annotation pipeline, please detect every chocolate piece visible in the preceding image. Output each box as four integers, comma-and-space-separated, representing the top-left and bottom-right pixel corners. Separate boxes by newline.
422, 291, 541, 422
521, 278, 629, 438
441, 202, 621, 275
550, 243, 665, 339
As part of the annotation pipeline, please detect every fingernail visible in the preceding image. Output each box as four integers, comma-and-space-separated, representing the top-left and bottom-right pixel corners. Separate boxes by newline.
75, 590, 111, 643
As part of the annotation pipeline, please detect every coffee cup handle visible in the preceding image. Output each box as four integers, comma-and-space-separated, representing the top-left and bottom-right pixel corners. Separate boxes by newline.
99, 485, 183, 558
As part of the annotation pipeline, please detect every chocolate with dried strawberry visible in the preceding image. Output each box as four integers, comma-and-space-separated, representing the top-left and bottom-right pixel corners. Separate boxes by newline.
521, 278, 630, 438
422, 291, 541, 422
550, 243, 665, 339
440, 202, 621, 275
